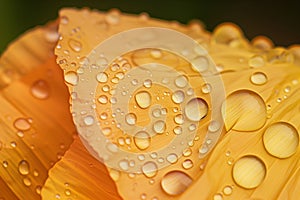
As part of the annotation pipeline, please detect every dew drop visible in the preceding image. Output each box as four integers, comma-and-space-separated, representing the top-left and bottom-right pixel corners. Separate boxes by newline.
31, 80, 50, 99
173, 126, 182, 135
150, 49, 162, 59
143, 79, 152, 88
14, 118, 31, 131
153, 120, 166, 134
166, 153, 178, 164
135, 91, 151, 109
171, 90, 185, 104
65, 71, 79, 86
223, 185, 233, 195
263, 122, 299, 158
174, 114, 184, 125
250, 72, 268, 85
105, 9, 120, 25
96, 72, 108, 83
98, 95, 108, 104
23, 178, 32, 187
102, 127, 112, 136
60, 16, 69, 25
213, 193, 223, 200
185, 98, 208, 121
68, 39, 82, 52
142, 161, 158, 178
83, 115, 94, 126
248, 55, 265, 67
232, 155, 266, 189
65, 189, 71, 196
175, 75, 188, 88
161, 171, 192, 196
2, 161, 8, 168
119, 160, 129, 171
183, 148, 192, 157
191, 56, 209, 72
134, 131, 151, 150
201, 83, 212, 94
125, 113, 137, 125
208, 120, 221, 132
182, 159, 193, 169
18, 160, 30, 175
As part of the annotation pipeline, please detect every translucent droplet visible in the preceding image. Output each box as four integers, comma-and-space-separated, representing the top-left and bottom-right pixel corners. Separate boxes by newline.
174, 114, 184, 125
102, 127, 112, 136
83, 115, 94, 126
31, 80, 50, 99
201, 83, 212, 94
185, 98, 208, 121
98, 95, 108, 104
119, 160, 129, 171
284, 86, 291, 93
142, 161, 158, 178
105, 9, 120, 25
96, 72, 108, 83
263, 122, 299, 158
213, 193, 223, 200
182, 159, 193, 169
134, 131, 151, 150
182, 148, 192, 157
248, 55, 265, 67
152, 108, 161, 118
173, 126, 182, 135
143, 79, 152, 88
14, 118, 31, 131
150, 49, 162, 59
135, 91, 151, 109
223, 185, 233, 195
161, 171, 192, 196
36, 185, 42, 194
18, 160, 30, 175
68, 39, 82, 52
250, 72, 268, 85
175, 75, 188, 88
2, 161, 8, 168
23, 177, 32, 186
153, 120, 166, 134
171, 90, 185, 104
65, 71, 78, 85
191, 56, 209, 72
125, 113, 137, 125
140, 193, 147, 200
232, 155, 266, 189
60, 16, 69, 25
65, 189, 71, 196
208, 120, 221, 132
100, 112, 108, 120
166, 153, 178, 164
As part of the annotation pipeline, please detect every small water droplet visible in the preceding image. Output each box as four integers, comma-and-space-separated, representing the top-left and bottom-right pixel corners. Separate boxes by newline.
102, 127, 112, 136
98, 95, 108, 104
174, 114, 184, 125
2, 161, 8, 168
208, 120, 221, 132
125, 113, 137, 125
96, 72, 108, 83
23, 177, 32, 186
185, 98, 208, 121
213, 193, 223, 200
36, 185, 42, 194
60, 16, 69, 24
143, 79, 152, 88
105, 9, 120, 25
161, 171, 192, 196
142, 161, 158, 178
248, 55, 265, 67
284, 86, 291, 93
153, 120, 166, 134
83, 115, 94, 126
14, 118, 31, 131
173, 126, 182, 135
134, 131, 151, 150
223, 185, 233, 195
68, 39, 82, 52
135, 91, 151, 109
31, 80, 50, 99
191, 56, 209, 72
131, 79, 138, 85
182, 159, 193, 169
250, 72, 268, 85
150, 49, 162, 59
65, 71, 78, 85
65, 189, 71, 196
201, 83, 212, 94
175, 75, 188, 88
171, 90, 185, 104
100, 112, 108, 120
166, 153, 178, 164
182, 148, 192, 157
119, 160, 129, 171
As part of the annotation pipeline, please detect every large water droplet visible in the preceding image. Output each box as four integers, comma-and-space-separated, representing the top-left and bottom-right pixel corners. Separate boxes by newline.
65, 71, 79, 86
250, 72, 268, 85
232, 155, 266, 189
263, 122, 299, 158
96, 72, 108, 83
18, 160, 30, 175
153, 120, 166, 134
222, 90, 266, 131
14, 118, 31, 131
175, 75, 188, 88
142, 161, 158, 178
185, 98, 208, 121
125, 113, 137, 125
31, 80, 50, 99
135, 91, 151, 109
161, 171, 192, 196
134, 131, 151, 150
172, 90, 185, 104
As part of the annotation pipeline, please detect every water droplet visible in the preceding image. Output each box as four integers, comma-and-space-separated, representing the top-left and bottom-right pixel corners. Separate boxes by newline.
65, 189, 71, 196
115, 72, 125, 79
191, 56, 209, 72
119, 160, 129, 171
201, 83, 212, 94
14, 118, 31, 131
3, 161, 8, 168
31, 80, 50, 99
263, 122, 299, 158
135, 91, 151, 109
125, 113, 137, 125
152, 109, 161, 118
68, 39, 82, 52
232, 155, 266, 189
142, 161, 158, 178
213, 193, 223, 200
65, 71, 78, 85
98, 95, 108, 104
10, 141, 17, 148
18, 160, 30, 175
105, 9, 120, 25
109, 169, 120, 181
208, 120, 221, 132
96, 72, 108, 83
100, 112, 108, 120
140, 193, 147, 200
250, 72, 268, 85
166, 153, 178, 164
36, 185, 42, 194
223, 185, 233, 195
134, 131, 151, 150
171, 90, 185, 104
174, 114, 184, 125
182, 159, 193, 169
175, 75, 188, 88
199, 145, 208, 154
185, 98, 208, 121
153, 120, 166, 134
173, 126, 182, 135
222, 90, 266, 131
102, 127, 112, 136
182, 148, 192, 157
144, 79, 152, 88
23, 177, 32, 186
83, 115, 94, 126
161, 171, 192, 196
61, 16, 69, 24
248, 55, 265, 67
131, 79, 138, 85
284, 86, 291, 93
150, 49, 162, 59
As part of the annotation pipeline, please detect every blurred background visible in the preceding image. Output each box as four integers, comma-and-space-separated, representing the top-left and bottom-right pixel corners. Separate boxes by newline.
0, 0, 299, 53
